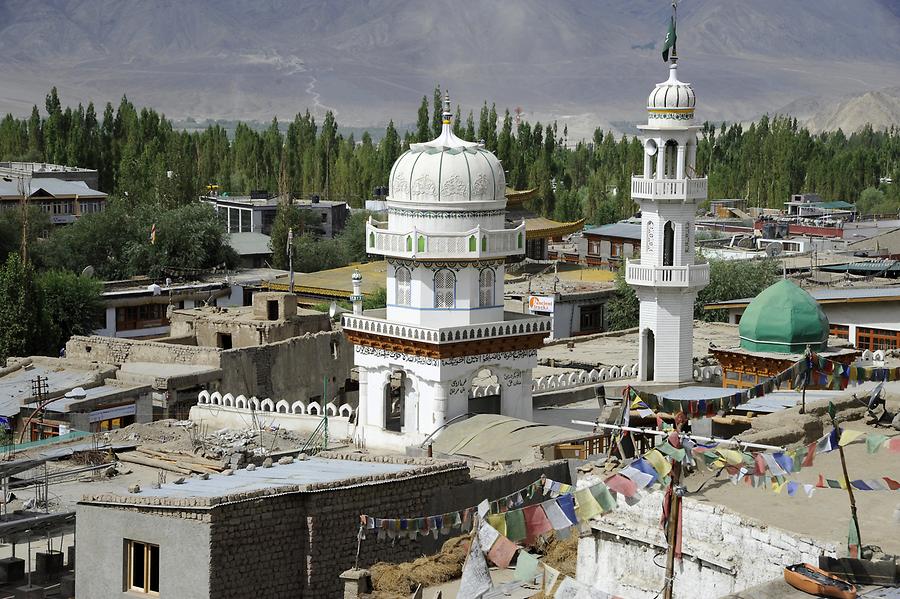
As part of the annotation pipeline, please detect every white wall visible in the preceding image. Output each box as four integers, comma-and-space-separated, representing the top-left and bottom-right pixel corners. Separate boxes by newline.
577, 486, 836, 599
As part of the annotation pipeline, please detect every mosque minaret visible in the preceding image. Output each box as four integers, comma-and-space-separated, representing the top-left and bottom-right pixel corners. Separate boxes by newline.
627, 50, 710, 383
342, 94, 551, 449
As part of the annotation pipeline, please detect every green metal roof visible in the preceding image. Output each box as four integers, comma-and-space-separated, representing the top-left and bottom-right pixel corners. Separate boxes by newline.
818, 200, 856, 210
738, 279, 829, 353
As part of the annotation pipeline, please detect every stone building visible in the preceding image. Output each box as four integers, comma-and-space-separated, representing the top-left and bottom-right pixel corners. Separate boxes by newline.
75, 453, 471, 599
626, 51, 710, 383
342, 94, 552, 450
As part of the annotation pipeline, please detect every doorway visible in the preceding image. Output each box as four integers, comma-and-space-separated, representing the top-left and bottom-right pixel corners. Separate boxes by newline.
642, 329, 655, 381
384, 371, 406, 432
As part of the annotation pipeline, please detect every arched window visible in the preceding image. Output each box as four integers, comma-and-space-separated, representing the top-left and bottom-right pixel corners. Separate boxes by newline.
663, 221, 674, 267
417, 236, 425, 252
434, 269, 455, 308
369, 232, 375, 248
395, 267, 411, 306
479, 269, 495, 307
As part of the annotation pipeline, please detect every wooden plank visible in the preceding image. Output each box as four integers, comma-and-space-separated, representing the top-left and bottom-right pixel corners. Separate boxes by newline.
117, 453, 192, 475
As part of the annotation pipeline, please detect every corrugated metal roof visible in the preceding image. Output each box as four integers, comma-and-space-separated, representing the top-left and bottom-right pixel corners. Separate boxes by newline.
432, 414, 578, 463
583, 222, 642, 240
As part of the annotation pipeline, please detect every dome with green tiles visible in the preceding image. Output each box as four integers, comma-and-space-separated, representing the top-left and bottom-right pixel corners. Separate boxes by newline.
738, 279, 829, 353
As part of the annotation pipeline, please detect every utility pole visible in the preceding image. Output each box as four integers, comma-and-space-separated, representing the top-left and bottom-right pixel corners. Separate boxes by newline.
287, 227, 295, 293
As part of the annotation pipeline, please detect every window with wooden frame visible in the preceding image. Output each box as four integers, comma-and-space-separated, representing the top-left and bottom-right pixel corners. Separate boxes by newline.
126, 540, 159, 595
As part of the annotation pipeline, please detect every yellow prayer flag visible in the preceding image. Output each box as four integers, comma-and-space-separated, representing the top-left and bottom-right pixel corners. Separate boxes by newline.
487, 513, 507, 537
772, 480, 783, 494
717, 449, 744, 466
644, 449, 672, 478
574, 488, 603, 522
838, 430, 865, 447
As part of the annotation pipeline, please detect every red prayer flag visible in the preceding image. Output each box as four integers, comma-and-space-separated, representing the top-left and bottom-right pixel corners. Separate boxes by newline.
605, 474, 638, 498
883, 477, 900, 491
888, 438, 900, 453
817, 474, 826, 489
802, 442, 816, 468
754, 453, 766, 475
522, 505, 553, 540
487, 534, 519, 569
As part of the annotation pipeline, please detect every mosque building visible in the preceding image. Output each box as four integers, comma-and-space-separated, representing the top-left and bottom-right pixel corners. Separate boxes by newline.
626, 51, 710, 383
711, 279, 859, 390
342, 95, 552, 450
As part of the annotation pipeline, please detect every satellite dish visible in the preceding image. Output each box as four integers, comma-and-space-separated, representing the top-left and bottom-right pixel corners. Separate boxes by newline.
644, 139, 658, 156
765, 242, 784, 257
329, 301, 349, 321
80, 265, 95, 278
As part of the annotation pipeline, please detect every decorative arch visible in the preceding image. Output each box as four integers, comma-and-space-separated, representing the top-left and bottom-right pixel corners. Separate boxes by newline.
434, 269, 456, 308
478, 268, 495, 307
395, 266, 412, 306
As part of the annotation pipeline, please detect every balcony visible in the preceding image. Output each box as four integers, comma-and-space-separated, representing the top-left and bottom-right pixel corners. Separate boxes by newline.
631, 176, 707, 203
342, 310, 551, 345
625, 260, 710, 289
365, 219, 525, 260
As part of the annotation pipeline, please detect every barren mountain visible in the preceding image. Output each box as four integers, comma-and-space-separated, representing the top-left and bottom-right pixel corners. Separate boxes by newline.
1, 0, 899, 139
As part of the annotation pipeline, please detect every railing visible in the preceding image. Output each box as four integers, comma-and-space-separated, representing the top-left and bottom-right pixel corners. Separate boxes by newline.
299, 415, 328, 456
197, 390, 355, 418
342, 312, 551, 344
625, 261, 710, 288
631, 176, 707, 201
366, 219, 526, 259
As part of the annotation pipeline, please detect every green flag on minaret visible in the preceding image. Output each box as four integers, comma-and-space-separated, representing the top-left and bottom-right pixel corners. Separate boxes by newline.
662, 16, 677, 62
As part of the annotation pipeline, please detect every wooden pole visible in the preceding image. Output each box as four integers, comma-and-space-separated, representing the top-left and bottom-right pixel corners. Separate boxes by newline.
830, 403, 862, 556
837, 441, 862, 555
662, 461, 681, 599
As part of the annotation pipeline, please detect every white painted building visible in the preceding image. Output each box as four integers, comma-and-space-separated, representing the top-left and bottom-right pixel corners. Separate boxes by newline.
626, 54, 710, 383
342, 94, 551, 450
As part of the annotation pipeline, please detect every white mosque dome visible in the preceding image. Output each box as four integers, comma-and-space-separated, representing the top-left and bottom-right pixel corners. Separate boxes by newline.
647, 62, 696, 125
388, 95, 506, 205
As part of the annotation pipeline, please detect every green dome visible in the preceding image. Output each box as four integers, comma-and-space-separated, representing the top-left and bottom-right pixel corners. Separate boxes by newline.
738, 279, 829, 353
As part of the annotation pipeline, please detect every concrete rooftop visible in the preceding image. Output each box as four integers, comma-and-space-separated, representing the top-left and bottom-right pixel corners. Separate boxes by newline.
120, 455, 416, 499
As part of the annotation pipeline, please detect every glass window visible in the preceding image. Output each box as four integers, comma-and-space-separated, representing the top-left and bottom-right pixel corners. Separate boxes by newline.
479, 269, 495, 307
396, 267, 411, 306
434, 269, 455, 308
126, 540, 159, 595
228, 208, 239, 232
240, 209, 251, 232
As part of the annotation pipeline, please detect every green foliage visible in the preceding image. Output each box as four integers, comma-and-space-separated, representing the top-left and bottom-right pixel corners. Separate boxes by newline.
312, 286, 386, 313
36, 270, 103, 355
0, 253, 42, 362
38, 199, 235, 280
0, 207, 50, 263
606, 257, 780, 331
856, 186, 899, 216
607, 262, 639, 331
696, 258, 779, 322
269, 203, 307, 270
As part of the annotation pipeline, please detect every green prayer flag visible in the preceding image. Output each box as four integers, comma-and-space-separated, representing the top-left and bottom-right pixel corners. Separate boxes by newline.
662, 16, 677, 62
848, 519, 860, 551
828, 401, 836, 421
514, 551, 541, 582
866, 434, 888, 454
505, 508, 527, 542
589, 483, 618, 513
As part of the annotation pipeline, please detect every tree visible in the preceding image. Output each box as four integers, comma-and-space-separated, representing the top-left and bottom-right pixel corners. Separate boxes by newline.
607, 262, 639, 331
0, 253, 42, 362
37, 271, 102, 355
856, 186, 898, 216
696, 258, 779, 322
415, 96, 430, 142
269, 203, 307, 270
338, 210, 372, 263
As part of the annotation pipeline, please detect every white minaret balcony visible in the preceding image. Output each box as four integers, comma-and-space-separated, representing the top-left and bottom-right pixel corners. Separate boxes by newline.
366, 218, 525, 260
631, 176, 707, 203
625, 260, 709, 289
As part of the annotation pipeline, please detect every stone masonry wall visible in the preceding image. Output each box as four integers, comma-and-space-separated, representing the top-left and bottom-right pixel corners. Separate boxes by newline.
219, 330, 354, 404
66, 335, 222, 367
79, 454, 470, 599
576, 484, 837, 599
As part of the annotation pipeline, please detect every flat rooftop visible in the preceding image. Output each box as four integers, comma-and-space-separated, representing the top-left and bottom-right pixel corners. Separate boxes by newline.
171, 305, 323, 325
0, 359, 110, 416
80, 453, 465, 507
706, 285, 900, 309
539, 321, 740, 367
